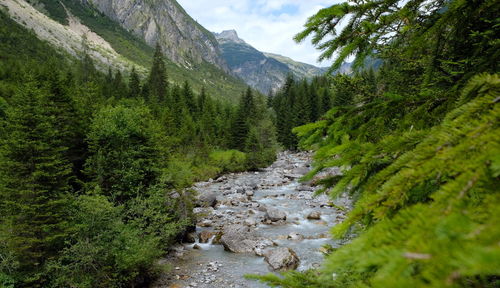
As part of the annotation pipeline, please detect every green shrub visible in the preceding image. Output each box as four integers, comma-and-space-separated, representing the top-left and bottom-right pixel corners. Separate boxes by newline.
209, 150, 247, 173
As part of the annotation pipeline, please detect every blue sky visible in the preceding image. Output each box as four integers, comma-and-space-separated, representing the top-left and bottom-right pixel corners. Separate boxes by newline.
176, 0, 340, 67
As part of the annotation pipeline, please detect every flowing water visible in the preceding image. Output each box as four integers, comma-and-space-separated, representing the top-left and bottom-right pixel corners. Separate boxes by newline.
153, 152, 351, 288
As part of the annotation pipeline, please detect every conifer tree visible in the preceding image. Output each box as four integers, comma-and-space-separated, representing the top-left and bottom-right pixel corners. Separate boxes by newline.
129, 66, 141, 98
148, 43, 168, 103
182, 81, 196, 114
0, 78, 73, 286
112, 70, 128, 99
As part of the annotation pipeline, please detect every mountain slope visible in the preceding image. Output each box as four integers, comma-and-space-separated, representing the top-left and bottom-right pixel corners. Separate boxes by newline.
6, 0, 247, 102
75, 0, 228, 70
215, 30, 327, 94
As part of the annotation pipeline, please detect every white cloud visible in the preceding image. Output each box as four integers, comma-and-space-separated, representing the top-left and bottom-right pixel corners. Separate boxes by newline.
176, 0, 342, 67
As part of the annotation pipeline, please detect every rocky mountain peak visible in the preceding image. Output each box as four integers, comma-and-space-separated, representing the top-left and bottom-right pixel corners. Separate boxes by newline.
214, 30, 245, 44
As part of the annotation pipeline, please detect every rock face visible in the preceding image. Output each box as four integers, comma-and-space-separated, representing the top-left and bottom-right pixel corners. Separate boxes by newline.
265, 207, 287, 222
79, 0, 228, 70
264, 248, 300, 271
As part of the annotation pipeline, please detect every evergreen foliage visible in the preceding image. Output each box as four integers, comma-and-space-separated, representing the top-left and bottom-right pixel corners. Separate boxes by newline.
253, 0, 500, 287
0, 78, 73, 287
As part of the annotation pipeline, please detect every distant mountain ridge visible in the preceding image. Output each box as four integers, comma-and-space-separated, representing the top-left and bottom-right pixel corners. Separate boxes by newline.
214, 30, 328, 94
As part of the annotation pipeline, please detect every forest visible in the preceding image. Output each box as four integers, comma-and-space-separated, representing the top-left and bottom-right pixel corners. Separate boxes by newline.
0, 9, 276, 287
1, 0, 499, 287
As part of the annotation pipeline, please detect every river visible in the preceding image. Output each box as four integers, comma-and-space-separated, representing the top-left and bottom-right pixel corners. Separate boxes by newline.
153, 152, 351, 288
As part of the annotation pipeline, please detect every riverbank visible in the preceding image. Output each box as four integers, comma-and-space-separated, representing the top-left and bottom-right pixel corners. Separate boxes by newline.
153, 152, 352, 288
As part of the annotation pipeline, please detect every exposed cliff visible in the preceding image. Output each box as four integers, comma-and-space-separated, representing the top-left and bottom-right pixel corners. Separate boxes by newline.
79, 0, 228, 70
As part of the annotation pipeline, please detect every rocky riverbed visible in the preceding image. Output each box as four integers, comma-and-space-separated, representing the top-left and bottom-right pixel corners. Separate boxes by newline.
153, 152, 352, 288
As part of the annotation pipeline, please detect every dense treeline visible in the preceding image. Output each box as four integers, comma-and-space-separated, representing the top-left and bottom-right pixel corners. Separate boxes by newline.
252, 0, 499, 287
0, 11, 276, 287
271, 70, 377, 150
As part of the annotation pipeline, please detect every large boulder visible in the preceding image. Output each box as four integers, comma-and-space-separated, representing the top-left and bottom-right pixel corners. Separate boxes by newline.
220, 224, 258, 253
265, 208, 287, 222
265, 247, 300, 271
197, 191, 217, 207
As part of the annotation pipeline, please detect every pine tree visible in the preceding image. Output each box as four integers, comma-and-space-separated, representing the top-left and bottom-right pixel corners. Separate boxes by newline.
129, 66, 141, 98
148, 43, 168, 103
308, 79, 320, 121
112, 70, 128, 99
197, 86, 207, 116
0, 78, 73, 286
182, 80, 196, 114
319, 87, 332, 116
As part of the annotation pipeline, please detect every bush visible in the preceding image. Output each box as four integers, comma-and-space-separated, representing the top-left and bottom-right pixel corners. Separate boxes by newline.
48, 195, 163, 288
209, 150, 247, 173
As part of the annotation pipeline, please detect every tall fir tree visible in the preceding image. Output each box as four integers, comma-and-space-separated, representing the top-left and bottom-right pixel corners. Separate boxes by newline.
128, 66, 141, 98
0, 78, 73, 287
148, 43, 168, 103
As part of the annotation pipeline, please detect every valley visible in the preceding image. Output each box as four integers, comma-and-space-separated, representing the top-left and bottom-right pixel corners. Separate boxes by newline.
0, 0, 498, 287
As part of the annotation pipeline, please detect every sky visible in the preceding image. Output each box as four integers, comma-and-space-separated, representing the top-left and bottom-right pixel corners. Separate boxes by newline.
176, 0, 341, 67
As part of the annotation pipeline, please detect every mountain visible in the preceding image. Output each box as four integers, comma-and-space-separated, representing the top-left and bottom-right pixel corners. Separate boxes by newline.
74, 0, 227, 70
214, 30, 327, 94
3, 0, 247, 101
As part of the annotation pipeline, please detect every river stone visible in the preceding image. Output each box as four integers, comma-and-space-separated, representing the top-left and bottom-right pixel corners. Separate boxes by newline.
199, 231, 214, 243
193, 244, 202, 250
198, 220, 213, 227
220, 224, 258, 253
244, 218, 257, 226
265, 207, 287, 222
287, 232, 304, 240
184, 232, 197, 243
297, 185, 314, 192
307, 211, 321, 220
246, 190, 254, 197
265, 247, 300, 271
197, 192, 217, 207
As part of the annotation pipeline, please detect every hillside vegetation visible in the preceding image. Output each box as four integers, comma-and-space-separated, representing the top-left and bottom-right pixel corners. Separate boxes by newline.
0, 10, 277, 287
22, 0, 248, 102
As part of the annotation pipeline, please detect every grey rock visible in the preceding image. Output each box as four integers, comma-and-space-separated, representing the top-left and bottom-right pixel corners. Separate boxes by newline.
220, 224, 258, 253
197, 192, 217, 207
287, 232, 304, 241
265, 207, 287, 222
244, 218, 257, 226
306, 211, 321, 220
245, 190, 254, 197
265, 247, 300, 271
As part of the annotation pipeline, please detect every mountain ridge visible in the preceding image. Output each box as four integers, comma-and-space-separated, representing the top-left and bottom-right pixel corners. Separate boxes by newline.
214, 29, 328, 94
4, 0, 248, 102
